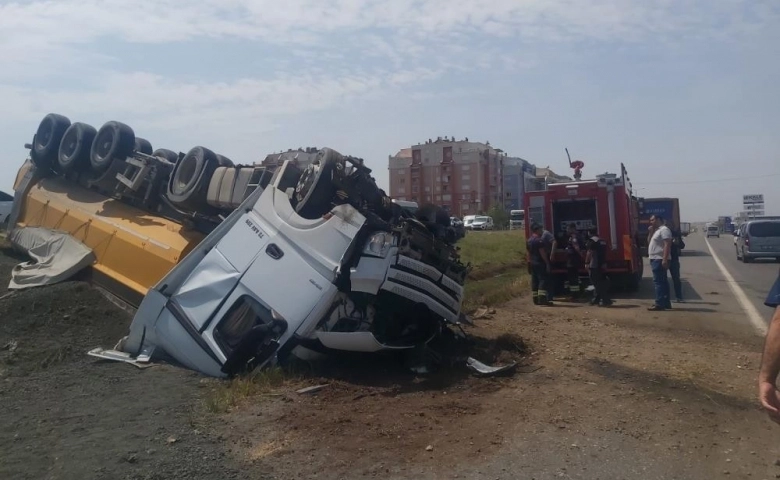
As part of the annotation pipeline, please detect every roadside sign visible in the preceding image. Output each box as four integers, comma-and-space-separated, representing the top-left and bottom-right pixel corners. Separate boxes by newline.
742, 193, 765, 218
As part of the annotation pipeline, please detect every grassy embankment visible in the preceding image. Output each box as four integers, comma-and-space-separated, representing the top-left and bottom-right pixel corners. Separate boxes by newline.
457, 229, 528, 313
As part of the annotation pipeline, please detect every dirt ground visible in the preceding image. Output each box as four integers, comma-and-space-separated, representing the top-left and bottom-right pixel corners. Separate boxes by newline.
1, 246, 779, 479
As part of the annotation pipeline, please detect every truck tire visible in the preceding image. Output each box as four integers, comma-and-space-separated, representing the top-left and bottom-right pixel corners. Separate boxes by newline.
167, 146, 219, 210
134, 137, 153, 155
215, 154, 234, 167
90, 121, 135, 173
294, 148, 338, 219
57, 122, 97, 173
33, 113, 71, 171
152, 148, 179, 163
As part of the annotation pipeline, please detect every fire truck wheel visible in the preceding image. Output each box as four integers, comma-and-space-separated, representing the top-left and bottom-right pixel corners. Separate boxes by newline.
152, 148, 179, 163
293, 148, 338, 219
215, 154, 234, 167
57, 122, 97, 173
33, 113, 71, 171
167, 146, 218, 210
134, 137, 153, 155
90, 121, 136, 173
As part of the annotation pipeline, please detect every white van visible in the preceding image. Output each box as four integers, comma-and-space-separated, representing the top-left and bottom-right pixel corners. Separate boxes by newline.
463, 215, 476, 230
736, 220, 780, 262
706, 224, 719, 238
471, 215, 494, 230
0, 190, 12, 230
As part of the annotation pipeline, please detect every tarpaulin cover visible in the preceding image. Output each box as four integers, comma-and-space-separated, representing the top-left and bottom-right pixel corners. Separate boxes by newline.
7, 226, 95, 289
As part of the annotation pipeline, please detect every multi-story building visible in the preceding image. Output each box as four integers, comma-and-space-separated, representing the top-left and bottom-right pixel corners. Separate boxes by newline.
502, 156, 537, 210
388, 137, 505, 216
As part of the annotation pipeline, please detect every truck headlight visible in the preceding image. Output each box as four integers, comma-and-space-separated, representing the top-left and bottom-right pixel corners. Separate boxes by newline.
363, 232, 394, 258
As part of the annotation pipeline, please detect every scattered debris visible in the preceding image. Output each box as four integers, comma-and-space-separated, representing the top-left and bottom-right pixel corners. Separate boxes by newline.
0, 291, 16, 301
425, 445, 434, 452
458, 312, 475, 326
296, 384, 329, 395
466, 357, 517, 377
166, 436, 177, 445
2, 340, 17, 352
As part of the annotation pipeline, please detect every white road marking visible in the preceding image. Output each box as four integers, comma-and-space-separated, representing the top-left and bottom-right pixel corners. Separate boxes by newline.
704, 237, 767, 336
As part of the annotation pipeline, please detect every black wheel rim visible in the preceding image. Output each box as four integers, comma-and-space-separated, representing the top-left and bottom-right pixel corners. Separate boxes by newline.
174, 157, 198, 194
37, 120, 53, 148
95, 130, 113, 161
61, 130, 78, 161
295, 164, 319, 204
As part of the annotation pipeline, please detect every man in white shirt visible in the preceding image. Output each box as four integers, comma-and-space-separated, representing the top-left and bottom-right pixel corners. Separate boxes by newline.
647, 214, 673, 311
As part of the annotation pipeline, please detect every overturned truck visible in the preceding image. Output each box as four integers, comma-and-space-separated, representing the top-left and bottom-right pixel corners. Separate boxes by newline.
7, 113, 472, 377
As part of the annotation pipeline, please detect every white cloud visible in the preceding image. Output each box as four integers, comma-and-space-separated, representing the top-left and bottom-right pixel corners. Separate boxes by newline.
0, 0, 778, 189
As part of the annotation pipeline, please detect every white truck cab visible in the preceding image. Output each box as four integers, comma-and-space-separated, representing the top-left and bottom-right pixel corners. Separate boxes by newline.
92, 155, 468, 377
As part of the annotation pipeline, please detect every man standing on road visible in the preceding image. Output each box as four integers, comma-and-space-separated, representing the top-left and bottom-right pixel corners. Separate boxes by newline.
585, 232, 612, 307
670, 223, 686, 303
757, 269, 780, 424
647, 215, 673, 311
527, 223, 553, 306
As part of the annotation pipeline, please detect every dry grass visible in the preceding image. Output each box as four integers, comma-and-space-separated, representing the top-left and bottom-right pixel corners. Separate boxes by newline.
203, 367, 291, 414
458, 230, 529, 312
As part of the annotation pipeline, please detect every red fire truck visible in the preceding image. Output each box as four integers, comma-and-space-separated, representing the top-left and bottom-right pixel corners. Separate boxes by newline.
523, 163, 643, 292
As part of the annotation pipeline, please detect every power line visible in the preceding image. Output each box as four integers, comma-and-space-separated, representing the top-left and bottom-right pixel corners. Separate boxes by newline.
638, 172, 780, 186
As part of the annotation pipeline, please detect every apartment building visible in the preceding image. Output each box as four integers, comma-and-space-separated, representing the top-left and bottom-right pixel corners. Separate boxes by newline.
502, 156, 537, 210
388, 137, 505, 216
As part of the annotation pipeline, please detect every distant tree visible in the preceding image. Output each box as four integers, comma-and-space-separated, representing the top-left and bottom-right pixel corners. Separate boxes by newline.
487, 204, 509, 230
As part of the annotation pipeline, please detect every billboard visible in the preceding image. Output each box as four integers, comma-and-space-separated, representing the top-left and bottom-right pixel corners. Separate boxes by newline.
743, 194, 764, 204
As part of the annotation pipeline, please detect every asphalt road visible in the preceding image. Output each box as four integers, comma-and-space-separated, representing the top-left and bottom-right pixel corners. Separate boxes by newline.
694, 231, 779, 324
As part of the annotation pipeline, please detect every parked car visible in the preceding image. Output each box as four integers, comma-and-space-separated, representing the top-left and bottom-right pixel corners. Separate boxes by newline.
463, 215, 476, 230
735, 220, 780, 263
471, 215, 494, 230
0, 190, 13, 230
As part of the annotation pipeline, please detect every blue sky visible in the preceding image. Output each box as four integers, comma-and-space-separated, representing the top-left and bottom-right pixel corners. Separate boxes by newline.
1, 0, 778, 222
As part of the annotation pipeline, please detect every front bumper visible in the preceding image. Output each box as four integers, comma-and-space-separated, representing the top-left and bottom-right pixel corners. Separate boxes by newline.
351, 251, 464, 325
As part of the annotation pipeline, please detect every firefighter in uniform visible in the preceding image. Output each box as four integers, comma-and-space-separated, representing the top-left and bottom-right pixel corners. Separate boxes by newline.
585, 232, 613, 306
564, 223, 585, 298
528, 223, 553, 306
